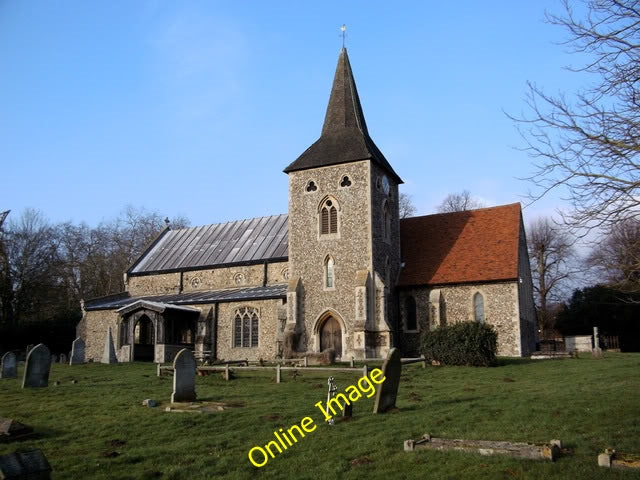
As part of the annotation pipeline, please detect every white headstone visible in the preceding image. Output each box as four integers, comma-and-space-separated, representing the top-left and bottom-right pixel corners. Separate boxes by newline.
171, 349, 196, 403
22, 344, 51, 388
70, 337, 85, 365
0, 352, 17, 379
101, 328, 118, 364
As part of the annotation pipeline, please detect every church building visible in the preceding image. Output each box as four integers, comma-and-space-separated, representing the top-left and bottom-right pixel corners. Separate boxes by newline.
79, 48, 537, 362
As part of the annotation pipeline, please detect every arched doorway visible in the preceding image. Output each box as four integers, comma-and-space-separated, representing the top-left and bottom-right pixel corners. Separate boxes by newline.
133, 314, 155, 361
320, 316, 342, 358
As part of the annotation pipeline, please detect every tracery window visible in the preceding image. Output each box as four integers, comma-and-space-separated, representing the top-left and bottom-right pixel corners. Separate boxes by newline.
340, 175, 352, 187
306, 180, 318, 192
473, 292, 485, 324
319, 198, 338, 235
233, 307, 259, 348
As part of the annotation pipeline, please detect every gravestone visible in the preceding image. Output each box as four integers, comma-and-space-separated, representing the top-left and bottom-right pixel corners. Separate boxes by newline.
69, 337, 85, 365
22, 344, 51, 389
373, 347, 401, 414
1, 352, 17, 379
171, 348, 196, 403
101, 328, 118, 364
59, 353, 67, 364
0, 449, 52, 480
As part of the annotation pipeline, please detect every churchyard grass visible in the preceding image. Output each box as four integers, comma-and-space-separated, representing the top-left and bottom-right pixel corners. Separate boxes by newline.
1, 353, 639, 479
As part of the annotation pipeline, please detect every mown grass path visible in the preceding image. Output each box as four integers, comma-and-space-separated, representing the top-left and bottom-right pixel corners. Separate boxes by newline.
1, 354, 639, 479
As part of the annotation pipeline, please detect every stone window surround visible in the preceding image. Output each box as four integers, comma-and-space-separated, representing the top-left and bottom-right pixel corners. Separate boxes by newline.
323, 255, 336, 291
473, 291, 486, 323
318, 196, 340, 239
305, 179, 318, 193
233, 306, 260, 348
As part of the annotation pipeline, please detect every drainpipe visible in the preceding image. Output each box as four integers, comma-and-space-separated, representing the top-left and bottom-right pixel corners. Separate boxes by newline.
263, 261, 268, 287
211, 304, 218, 360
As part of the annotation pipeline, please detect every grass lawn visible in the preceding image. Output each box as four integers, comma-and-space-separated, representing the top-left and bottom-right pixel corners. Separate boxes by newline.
1, 353, 639, 480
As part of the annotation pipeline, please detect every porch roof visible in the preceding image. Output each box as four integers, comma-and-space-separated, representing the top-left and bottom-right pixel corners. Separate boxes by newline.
84, 284, 288, 311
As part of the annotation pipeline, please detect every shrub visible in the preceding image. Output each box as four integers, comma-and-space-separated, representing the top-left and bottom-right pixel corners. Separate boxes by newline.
420, 322, 497, 366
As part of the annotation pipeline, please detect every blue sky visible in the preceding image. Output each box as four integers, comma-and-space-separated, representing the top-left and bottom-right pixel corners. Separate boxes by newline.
1, 1, 588, 227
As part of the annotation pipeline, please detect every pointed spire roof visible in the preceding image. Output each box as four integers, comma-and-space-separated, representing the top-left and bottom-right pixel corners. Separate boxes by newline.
284, 48, 402, 184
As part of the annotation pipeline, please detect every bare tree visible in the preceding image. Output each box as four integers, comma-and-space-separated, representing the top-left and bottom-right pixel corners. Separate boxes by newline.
512, 0, 640, 232
0, 209, 61, 326
527, 217, 576, 336
589, 217, 640, 290
436, 190, 485, 213
399, 192, 417, 219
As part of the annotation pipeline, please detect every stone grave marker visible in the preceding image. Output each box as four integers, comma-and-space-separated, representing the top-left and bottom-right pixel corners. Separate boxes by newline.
373, 347, 401, 414
171, 348, 196, 403
69, 337, 85, 365
0, 449, 52, 480
59, 353, 67, 364
22, 344, 51, 389
101, 328, 118, 364
1, 352, 17, 379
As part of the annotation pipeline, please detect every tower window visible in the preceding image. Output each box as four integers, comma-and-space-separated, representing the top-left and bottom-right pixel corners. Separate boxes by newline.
319, 198, 339, 235
340, 175, 352, 187
306, 181, 318, 192
324, 256, 335, 289
383, 201, 391, 241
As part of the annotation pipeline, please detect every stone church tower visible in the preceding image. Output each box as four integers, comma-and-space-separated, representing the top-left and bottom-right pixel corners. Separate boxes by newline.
283, 48, 403, 360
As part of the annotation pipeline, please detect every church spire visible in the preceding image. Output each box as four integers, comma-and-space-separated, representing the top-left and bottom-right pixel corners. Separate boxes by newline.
321, 48, 369, 136
284, 48, 402, 184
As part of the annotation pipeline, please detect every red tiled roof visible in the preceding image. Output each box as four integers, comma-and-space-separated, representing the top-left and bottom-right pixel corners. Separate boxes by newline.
399, 203, 522, 287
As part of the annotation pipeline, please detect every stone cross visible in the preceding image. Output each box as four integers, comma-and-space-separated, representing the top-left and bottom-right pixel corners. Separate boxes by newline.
1, 352, 17, 379
373, 347, 401, 414
101, 327, 118, 364
171, 348, 197, 403
69, 337, 85, 365
22, 344, 51, 388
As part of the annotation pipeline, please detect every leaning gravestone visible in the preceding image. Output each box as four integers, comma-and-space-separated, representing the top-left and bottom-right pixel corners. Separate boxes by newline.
69, 337, 85, 365
22, 344, 51, 389
101, 328, 118, 364
171, 348, 197, 403
1, 352, 17, 379
373, 347, 402, 414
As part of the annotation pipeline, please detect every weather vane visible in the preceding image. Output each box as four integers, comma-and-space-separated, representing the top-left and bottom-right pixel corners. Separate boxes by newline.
340, 24, 347, 48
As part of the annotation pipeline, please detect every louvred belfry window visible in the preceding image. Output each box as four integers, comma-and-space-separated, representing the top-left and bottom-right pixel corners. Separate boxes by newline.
320, 198, 338, 235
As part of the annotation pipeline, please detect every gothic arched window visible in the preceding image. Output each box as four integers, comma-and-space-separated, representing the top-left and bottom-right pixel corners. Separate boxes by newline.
383, 201, 391, 241
473, 292, 485, 323
319, 198, 339, 235
234, 307, 260, 347
324, 256, 335, 289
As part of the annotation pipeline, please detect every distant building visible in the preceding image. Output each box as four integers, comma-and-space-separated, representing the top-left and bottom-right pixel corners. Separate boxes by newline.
79, 48, 536, 362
